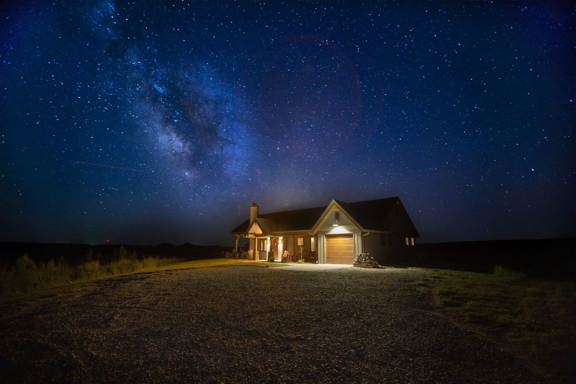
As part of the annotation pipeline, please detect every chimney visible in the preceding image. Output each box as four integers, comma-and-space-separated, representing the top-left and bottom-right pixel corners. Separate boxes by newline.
250, 203, 259, 224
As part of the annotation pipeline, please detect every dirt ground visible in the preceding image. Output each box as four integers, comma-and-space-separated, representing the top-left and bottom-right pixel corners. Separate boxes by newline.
0, 265, 546, 383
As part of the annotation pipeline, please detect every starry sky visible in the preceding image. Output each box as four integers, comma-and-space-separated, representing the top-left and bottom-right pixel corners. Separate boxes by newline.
0, 1, 574, 245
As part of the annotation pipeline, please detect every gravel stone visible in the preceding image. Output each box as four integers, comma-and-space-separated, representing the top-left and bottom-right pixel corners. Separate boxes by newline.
0, 266, 545, 383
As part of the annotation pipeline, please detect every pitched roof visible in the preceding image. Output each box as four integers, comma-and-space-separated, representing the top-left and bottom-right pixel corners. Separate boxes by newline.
231, 206, 325, 234
337, 198, 410, 232
232, 197, 419, 236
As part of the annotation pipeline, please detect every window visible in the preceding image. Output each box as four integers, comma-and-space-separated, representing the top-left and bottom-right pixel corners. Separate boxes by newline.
311, 237, 316, 251
297, 237, 304, 246
258, 238, 267, 251
410, 237, 415, 246
405, 237, 410, 246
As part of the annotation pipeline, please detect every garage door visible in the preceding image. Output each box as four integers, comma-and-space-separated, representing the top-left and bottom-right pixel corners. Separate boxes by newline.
326, 234, 354, 264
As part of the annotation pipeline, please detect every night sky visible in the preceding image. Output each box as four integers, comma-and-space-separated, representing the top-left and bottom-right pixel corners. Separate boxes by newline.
0, 1, 574, 245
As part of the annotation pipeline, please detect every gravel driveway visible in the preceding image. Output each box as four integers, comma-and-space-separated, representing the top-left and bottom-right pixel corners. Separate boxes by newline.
0, 266, 545, 383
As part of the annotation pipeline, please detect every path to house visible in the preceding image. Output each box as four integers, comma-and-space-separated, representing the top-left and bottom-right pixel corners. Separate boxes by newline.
0, 266, 545, 383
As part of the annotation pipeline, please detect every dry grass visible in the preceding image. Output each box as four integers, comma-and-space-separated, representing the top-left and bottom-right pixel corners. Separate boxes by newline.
0, 255, 275, 301
423, 267, 576, 383
132, 257, 278, 273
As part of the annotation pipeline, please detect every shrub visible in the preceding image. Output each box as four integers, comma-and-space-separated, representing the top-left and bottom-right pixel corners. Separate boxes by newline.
41, 259, 61, 286
15, 254, 36, 274
0, 261, 14, 296
492, 265, 526, 280
14, 254, 39, 293
108, 259, 130, 275
1, 253, 183, 300
78, 260, 103, 280
141, 257, 160, 269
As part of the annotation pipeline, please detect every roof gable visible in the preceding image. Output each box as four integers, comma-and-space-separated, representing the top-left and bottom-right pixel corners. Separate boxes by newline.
311, 200, 364, 234
248, 221, 264, 235
231, 206, 325, 234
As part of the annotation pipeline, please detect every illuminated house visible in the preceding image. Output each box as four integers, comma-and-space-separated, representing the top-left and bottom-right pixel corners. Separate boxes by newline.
231, 197, 418, 264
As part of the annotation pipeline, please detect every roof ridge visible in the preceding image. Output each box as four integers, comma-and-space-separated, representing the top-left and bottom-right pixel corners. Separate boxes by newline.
344, 196, 400, 205
258, 204, 327, 217
258, 196, 401, 216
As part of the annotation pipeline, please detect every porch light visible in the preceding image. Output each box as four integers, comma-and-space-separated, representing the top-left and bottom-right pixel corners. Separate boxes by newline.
328, 225, 351, 234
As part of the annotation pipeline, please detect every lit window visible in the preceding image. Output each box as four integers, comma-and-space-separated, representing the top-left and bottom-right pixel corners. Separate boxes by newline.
410, 237, 415, 246
405, 237, 410, 246
310, 237, 316, 251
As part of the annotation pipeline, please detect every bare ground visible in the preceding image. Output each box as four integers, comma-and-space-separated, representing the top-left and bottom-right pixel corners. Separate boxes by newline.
0, 266, 546, 383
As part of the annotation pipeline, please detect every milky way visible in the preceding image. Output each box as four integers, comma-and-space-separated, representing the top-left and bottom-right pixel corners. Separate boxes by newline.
84, 0, 254, 190
0, 1, 574, 244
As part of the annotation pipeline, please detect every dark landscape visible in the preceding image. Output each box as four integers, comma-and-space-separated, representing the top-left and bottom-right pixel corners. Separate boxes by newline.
1, 263, 572, 384
1, 239, 575, 383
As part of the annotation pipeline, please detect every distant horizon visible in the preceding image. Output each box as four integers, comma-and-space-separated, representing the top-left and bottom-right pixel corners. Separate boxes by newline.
1, 236, 574, 248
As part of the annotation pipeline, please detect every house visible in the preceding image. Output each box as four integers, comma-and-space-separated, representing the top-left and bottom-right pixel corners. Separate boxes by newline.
231, 197, 419, 265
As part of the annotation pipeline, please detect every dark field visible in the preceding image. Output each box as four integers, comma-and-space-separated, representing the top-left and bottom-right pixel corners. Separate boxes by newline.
394, 238, 576, 279
0, 265, 563, 384
424, 268, 576, 383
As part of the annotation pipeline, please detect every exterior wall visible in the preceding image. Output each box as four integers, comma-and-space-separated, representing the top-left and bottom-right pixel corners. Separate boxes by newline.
318, 234, 326, 263
358, 201, 419, 265
362, 233, 387, 264
387, 202, 418, 244
362, 232, 411, 265
353, 232, 362, 256
286, 236, 295, 257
